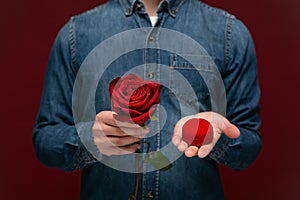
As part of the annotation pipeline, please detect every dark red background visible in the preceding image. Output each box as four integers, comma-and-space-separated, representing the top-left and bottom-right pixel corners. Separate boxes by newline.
1, 0, 299, 199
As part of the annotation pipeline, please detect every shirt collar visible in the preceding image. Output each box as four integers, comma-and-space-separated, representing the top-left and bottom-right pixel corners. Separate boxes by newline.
119, 0, 186, 18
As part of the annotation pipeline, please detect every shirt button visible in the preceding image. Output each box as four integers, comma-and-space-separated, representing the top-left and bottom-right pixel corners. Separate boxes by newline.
170, 9, 176, 15
125, 8, 132, 14
136, 3, 142, 9
148, 191, 154, 199
149, 35, 154, 41
148, 72, 154, 79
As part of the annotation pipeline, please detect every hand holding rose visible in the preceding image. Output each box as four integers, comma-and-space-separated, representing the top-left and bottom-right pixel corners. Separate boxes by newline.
172, 112, 240, 158
92, 111, 149, 156
92, 74, 162, 156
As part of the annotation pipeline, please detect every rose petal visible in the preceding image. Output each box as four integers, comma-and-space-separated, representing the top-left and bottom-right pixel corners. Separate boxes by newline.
109, 74, 163, 125
131, 111, 152, 125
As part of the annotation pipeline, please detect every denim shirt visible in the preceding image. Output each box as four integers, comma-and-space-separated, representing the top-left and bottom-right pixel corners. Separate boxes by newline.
33, 0, 262, 199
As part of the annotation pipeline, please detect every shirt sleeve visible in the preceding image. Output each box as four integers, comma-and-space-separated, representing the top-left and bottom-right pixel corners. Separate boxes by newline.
209, 17, 262, 170
32, 19, 100, 172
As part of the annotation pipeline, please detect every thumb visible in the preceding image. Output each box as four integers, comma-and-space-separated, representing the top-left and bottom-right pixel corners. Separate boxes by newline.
221, 119, 240, 139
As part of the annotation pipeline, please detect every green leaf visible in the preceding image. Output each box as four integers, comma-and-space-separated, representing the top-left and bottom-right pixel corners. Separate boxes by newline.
145, 151, 172, 171
128, 194, 135, 200
150, 115, 158, 121
135, 149, 143, 164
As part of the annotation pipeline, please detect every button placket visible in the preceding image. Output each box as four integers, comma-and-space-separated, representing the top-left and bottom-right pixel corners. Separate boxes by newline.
149, 35, 154, 42
148, 71, 154, 79
136, 2, 142, 9
148, 191, 154, 199
142, 13, 166, 199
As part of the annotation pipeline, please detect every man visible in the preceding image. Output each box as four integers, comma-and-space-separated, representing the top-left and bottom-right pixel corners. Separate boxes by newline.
33, 0, 262, 199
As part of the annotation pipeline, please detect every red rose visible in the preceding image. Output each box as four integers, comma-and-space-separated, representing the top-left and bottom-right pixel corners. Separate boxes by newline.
109, 74, 163, 125
182, 118, 213, 147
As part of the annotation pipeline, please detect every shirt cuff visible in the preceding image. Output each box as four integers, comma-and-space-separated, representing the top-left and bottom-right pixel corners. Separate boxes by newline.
77, 121, 103, 161
208, 134, 232, 166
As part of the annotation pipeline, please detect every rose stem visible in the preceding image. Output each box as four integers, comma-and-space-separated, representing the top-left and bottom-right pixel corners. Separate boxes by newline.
132, 142, 150, 199
133, 152, 140, 200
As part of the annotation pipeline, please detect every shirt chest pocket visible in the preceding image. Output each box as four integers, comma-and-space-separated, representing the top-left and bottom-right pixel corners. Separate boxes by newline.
167, 54, 218, 113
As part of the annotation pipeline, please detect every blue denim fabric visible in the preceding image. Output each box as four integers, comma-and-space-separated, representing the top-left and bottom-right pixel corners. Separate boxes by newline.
33, 0, 262, 199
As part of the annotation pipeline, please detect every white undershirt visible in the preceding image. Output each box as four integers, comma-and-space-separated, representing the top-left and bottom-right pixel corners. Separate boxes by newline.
149, 16, 158, 26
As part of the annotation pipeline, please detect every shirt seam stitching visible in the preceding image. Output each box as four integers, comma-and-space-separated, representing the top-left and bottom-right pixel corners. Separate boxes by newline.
225, 16, 233, 68
69, 17, 76, 71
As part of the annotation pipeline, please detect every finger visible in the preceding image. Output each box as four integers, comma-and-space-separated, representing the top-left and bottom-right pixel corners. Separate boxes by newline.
173, 119, 183, 138
96, 111, 118, 126
120, 126, 149, 138
114, 120, 142, 128
100, 123, 149, 137
172, 120, 184, 147
198, 144, 214, 158
95, 123, 128, 137
221, 120, 240, 139
172, 135, 181, 146
94, 133, 142, 147
108, 135, 142, 147
184, 146, 198, 157
195, 112, 240, 139
94, 115, 149, 138
96, 111, 140, 128
93, 134, 113, 148
177, 141, 188, 152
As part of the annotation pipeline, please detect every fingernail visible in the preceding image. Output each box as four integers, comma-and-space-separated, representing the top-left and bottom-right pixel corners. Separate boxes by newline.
173, 137, 180, 145
198, 153, 205, 158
